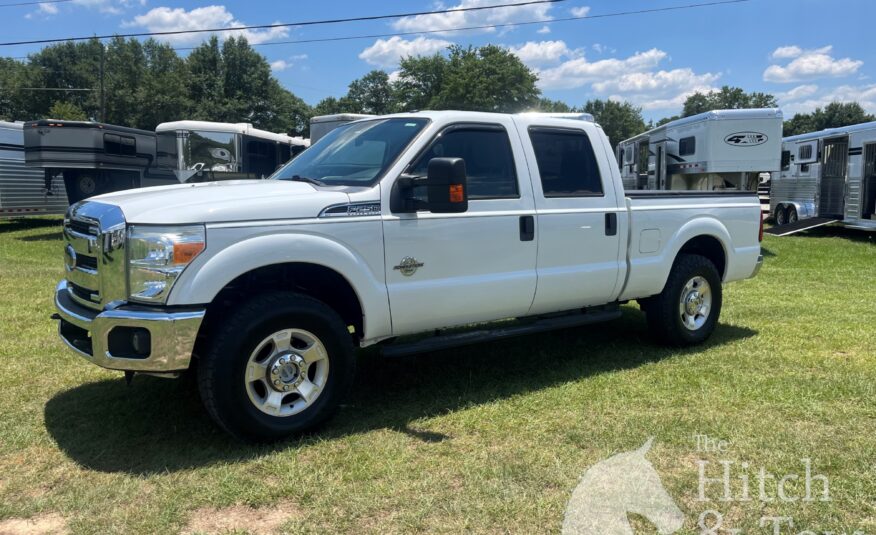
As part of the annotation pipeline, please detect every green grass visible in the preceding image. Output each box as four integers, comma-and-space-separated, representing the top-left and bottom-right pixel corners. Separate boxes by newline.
1, 217, 875, 534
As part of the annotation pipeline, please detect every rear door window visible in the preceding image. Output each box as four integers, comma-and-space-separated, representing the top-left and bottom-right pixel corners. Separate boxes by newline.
528, 128, 604, 197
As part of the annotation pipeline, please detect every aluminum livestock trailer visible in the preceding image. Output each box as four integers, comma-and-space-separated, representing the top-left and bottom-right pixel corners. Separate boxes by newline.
768, 121, 876, 234
0, 121, 68, 218
24, 120, 309, 206
616, 109, 783, 194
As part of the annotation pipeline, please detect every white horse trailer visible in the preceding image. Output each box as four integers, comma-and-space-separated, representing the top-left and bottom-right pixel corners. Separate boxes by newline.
309, 114, 375, 144
616, 109, 783, 196
0, 121, 68, 218
768, 121, 876, 234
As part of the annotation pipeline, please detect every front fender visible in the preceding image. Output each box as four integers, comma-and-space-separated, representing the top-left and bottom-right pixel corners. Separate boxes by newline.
167, 228, 391, 341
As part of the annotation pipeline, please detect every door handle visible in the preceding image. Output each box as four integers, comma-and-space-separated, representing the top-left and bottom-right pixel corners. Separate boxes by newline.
519, 215, 534, 241
605, 213, 617, 236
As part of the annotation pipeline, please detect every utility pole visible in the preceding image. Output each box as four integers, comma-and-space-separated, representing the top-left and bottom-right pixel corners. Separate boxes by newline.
99, 43, 105, 123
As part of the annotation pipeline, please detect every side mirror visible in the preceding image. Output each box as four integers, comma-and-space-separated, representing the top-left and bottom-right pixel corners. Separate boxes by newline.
425, 157, 468, 213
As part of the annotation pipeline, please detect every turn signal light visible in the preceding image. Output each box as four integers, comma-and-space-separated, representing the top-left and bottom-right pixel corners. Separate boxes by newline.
449, 184, 464, 203
173, 241, 205, 264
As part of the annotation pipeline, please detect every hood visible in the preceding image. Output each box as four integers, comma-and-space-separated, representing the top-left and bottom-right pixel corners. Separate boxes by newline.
91, 180, 350, 224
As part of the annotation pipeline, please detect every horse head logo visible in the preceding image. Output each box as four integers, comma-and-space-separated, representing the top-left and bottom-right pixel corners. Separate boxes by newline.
562, 438, 684, 535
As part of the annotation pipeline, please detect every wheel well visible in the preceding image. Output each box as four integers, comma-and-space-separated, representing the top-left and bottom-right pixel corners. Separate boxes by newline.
677, 235, 726, 279
198, 263, 364, 345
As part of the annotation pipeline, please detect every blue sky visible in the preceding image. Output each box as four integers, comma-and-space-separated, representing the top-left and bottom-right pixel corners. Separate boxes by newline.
2, 0, 873, 121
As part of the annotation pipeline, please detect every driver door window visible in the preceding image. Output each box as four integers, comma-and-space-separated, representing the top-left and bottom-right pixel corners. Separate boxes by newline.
409, 127, 519, 199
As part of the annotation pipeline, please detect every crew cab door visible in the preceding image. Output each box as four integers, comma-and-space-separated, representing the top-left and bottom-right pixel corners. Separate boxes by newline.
382, 119, 538, 336
513, 118, 625, 314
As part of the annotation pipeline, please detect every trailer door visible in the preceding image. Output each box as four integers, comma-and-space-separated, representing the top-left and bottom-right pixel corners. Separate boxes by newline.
819, 137, 847, 217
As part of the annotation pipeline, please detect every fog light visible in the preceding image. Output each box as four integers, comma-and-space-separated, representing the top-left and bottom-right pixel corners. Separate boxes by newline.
107, 327, 151, 359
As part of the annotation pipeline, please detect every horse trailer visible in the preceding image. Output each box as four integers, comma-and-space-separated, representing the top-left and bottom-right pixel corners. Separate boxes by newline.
0, 121, 68, 218
309, 114, 375, 144
616, 109, 783, 194
23, 119, 309, 206
768, 121, 876, 233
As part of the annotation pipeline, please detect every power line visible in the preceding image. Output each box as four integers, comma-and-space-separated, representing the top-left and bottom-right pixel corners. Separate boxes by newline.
0, 0, 565, 47
0, 0, 72, 7
181, 0, 750, 52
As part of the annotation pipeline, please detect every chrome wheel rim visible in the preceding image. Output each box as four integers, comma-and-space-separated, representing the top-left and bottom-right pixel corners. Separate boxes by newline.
244, 329, 330, 417
679, 276, 712, 331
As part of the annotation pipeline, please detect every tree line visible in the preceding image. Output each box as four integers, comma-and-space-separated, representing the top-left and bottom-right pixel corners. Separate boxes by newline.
1, 37, 872, 142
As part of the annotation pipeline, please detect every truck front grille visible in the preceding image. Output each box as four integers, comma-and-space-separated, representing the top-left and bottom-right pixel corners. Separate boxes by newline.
63, 201, 127, 311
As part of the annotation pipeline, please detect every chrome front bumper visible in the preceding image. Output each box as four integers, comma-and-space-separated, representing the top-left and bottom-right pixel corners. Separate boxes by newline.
752, 254, 764, 277
54, 280, 205, 372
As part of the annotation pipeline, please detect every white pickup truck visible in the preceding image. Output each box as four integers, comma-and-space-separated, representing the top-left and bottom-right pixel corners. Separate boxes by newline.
54, 111, 763, 440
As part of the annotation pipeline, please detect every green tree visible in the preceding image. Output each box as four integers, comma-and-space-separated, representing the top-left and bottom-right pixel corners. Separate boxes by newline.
536, 98, 572, 113
187, 36, 225, 121
135, 39, 189, 129
103, 37, 146, 126
48, 100, 87, 120
580, 99, 646, 146
0, 58, 32, 121
682, 86, 778, 117
783, 102, 875, 136
346, 70, 395, 114
311, 96, 356, 116
394, 53, 447, 111
436, 45, 539, 112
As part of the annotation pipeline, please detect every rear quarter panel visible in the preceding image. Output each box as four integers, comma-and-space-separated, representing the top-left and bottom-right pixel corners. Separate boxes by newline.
620, 194, 761, 302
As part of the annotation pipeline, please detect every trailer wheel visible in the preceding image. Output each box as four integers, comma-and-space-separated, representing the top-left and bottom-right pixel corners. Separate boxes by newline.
645, 253, 722, 346
786, 206, 798, 224
774, 205, 787, 226
197, 292, 355, 441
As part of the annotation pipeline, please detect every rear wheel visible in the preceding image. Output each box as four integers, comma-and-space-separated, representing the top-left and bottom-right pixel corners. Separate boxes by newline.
787, 206, 798, 224
197, 292, 355, 441
774, 205, 788, 226
645, 254, 722, 346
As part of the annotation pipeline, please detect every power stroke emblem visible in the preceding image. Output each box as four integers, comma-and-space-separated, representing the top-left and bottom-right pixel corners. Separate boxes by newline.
393, 257, 424, 276
724, 131, 768, 147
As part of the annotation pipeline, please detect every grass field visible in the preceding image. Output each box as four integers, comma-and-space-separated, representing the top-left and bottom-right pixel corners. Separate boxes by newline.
0, 216, 874, 534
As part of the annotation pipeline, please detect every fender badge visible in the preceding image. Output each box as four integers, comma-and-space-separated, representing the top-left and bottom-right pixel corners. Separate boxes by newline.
394, 257, 424, 276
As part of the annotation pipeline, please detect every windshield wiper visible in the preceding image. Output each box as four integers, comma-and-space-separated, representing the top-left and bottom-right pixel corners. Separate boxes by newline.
287, 175, 325, 186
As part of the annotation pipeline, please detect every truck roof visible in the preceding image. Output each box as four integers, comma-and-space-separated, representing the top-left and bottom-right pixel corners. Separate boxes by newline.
156, 120, 309, 146
783, 120, 876, 143
342, 110, 598, 125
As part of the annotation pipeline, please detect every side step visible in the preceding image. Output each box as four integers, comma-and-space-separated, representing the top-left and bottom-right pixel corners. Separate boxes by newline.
764, 217, 840, 237
380, 306, 623, 358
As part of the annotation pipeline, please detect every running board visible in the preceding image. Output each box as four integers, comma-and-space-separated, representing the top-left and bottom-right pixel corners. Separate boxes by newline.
764, 217, 840, 237
380, 306, 623, 358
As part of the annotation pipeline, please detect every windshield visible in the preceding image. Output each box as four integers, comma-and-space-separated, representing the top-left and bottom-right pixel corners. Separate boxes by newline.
273, 118, 428, 186
182, 130, 239, 173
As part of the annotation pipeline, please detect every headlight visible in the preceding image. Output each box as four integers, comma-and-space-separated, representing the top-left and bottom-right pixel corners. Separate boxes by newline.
128, 225, 206, 303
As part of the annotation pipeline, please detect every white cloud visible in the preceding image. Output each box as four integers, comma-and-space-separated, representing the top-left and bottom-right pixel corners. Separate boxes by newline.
536, 48, 667, 90
536, 25, 551, 34
764, 45, 863, 83
570, 6, 591, 17
270, 54, 307, 72
507, 40, 578, 67
124, 6, 289, 45
392, 0, 554, 35
593, 68, 719, 95
359, 36, 452, 68
270, 60, 289, 72
780, 84, 876, 116
771, 45, 802, 59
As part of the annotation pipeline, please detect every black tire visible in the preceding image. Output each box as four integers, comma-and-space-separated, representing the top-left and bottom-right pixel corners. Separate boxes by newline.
775, 205, 787, 226
197, 292, 355, 441
787, 206, 798, 224
645, 254, 722, 346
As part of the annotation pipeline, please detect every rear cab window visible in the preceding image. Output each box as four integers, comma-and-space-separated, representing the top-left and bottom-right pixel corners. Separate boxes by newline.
527, 127, 604, 197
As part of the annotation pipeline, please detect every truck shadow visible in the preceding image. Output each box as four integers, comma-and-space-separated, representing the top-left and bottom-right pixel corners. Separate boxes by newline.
44, 307, 756, 475
797, 226, 876, 244
0, 217, 62, 234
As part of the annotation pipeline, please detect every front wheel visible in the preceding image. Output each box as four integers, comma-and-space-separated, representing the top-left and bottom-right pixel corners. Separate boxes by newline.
645, 254, 722, 346
197, 292, 355, 441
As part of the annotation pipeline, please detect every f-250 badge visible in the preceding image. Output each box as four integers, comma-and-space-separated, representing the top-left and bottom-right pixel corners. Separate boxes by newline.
394, 257, 424, 276
724, 132, 768, 146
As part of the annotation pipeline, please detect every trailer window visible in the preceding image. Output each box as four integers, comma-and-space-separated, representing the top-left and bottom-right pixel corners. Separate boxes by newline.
781, 150, 791, 171
679, 136, 696, 156
104, 134, 136, 156
799, 144, 813, 161
528, 128, 603, 197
